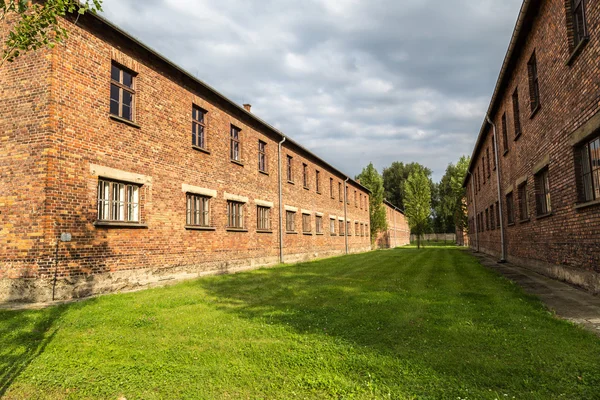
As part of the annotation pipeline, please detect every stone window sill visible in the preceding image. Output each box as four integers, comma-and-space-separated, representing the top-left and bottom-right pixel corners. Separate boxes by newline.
518, 218, 530, 224
185, 225, 216, 231
109, 114, 141, 129
530, 104, 541, 119
316, 233, 324, 236
304, 186, 310, 191
288, 180, 295, 185
503, 150, 509, 157
256, 229, 273, 234
330, 233, 337, 236
514, 132, 522, 141
259, 170, 269, 176
566, 37, 589, 66
231, 160, 244, 167
192, 145, 211, 155
94, 221, 148, 228
536, 212, 553, 221
574, 198, 600, 210
226, 228, 248, 232
303, 232, 313, 236
286, 231, 298, 235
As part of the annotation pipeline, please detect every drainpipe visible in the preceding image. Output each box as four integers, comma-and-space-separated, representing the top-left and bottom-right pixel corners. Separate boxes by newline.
467, 171, 479, 252
393, 207, 397, 248
278, 136, 287, 263
486, 115, 507, 263
344, 178, 349, 255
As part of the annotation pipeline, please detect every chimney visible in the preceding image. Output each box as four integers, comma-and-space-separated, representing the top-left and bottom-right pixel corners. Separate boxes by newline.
243, 104, 252, 112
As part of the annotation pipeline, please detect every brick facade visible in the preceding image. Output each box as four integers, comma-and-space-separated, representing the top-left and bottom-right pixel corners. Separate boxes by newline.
0, 13, 371, 302
376, 201, 410, 248
465, 0, 600, 294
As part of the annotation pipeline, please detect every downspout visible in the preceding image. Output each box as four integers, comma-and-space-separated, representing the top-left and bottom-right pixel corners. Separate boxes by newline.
486, 115, 507, 263
344, 178, 349, 255
467, 171, 479, 252
278, 136, 287, 263
393, 207, 397, 248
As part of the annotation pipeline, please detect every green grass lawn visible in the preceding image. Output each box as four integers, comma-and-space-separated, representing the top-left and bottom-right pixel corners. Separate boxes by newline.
1, 247, 599, 399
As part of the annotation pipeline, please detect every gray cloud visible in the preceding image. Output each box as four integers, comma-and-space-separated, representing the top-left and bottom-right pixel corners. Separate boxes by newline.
101, 0, 522, 181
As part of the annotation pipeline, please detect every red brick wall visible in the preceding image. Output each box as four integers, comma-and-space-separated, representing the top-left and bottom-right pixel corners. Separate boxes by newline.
466, 0, 600, 293
0, 15, 371, 301
376, 204, 410, 248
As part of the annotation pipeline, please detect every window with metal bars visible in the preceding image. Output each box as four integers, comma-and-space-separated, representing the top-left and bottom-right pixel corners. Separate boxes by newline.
338, 182, 342, 202
355, 222, 359, 236
513, 88, 522, 139
486, 148, 491, 178
482, 158, 486, 184
287, 155, 293, 182
186, 194, 210, 227
316, 216, 323, 234
490, 204, 495, 230
230, 125, 241, 161
303, 163, 309, 188
527, 52, 541, 113
502, 113, 509, 154
518, 182, 529, 221
485, 208, 489, 231
496, 201, 500, 227
506, 192, 515, 225
192, 106, 207, 149
97, 179, 140, 222
330, 218, 336, 235
578, 136, 600, 203
110, 63, 135, 121
257, 206, 271, 231
302, 214, 311, 233
258, 141, 267, 173
316, 170, 321, 193
227, 201, 244, 228
330, 178, 334, 199
535, 168, 552, 216
570, 0, 588, 50
492, 135, 497, 170
339, 220, 345, 235
286, 211, 296, 232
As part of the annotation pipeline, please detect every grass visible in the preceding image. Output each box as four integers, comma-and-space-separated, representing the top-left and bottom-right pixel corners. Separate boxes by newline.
1, 247, 599, 399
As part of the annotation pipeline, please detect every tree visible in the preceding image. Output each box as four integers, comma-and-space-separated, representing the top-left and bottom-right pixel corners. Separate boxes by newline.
356, 163, 387, 245
404, 170, 431, 249
1, 0, 102, 67
382, 161, 432, 211
434, 156, 471, 234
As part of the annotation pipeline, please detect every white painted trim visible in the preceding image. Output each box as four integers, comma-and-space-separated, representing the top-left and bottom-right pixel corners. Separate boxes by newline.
330, 215, 337, 220
301, 209, 312, 215
338, 217, 345, 221
254, 199, 274, 208
182, 184, 217, 198
315, 212, 324, 217
224, 192, 249, 203
285, 205, 298, 212
90, 164, 152, 185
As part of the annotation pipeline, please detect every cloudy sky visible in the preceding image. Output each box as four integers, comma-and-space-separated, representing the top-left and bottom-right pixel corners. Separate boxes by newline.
101, 0, 523, 182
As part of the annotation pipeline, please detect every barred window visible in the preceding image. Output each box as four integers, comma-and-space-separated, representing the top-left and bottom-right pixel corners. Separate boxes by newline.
490, 204, 495, 230
110, 63, 135, 121
97, 179, 140, 222
347, 221, 351, 236
502, 113, 509, 154
316, 216, 323, 234
230, 125, 241, 161
527, 52, 541, 112
286, 211, 296, 232
186, 194, 210, 227
492, 135, 497, 170
227, 201, 244, 228
496, 201, 500, 227
330, 218, 336, 235
316, 170, 321, 193
518, 182, 529, 221
339, 220, 345, 235
485, 208, 489, 231
570, 0, 588, 50
330, 178, 334, 199
338, 182, 342, 202
355, 222, 359, 236
360, 193, 363, 209
354, 190, 358, 207
302, 214, 311, 233
482, 158, 486, 184
513, 88, 522, 139
303, 164, 309, 188
192, 106, 207, 149
535, 168, 552, 216
578, 136, 600, 203
258, 141, 267, 173
257, 206, 271, 231
486, 148, 491, 178
506, 192, 515, 225
287, 156, 293, 182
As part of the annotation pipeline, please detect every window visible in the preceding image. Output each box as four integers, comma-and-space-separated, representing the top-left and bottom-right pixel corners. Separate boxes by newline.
316, 216, 323, 234
490, 204, 495, 230
186, 194, 210, 227
258, 141, 267, 173
338, 182, 343, 202
569, 0, 588, 50
330, 218, 336, 235
230, 125, 241, 161
354, 190, 357, 207
506, 192, 515, 225
110, 63, 135, 121
502, 113, 509, 154
302, 214, 311, 233
339, 220, 345, 235
482, 159, 486, 184
577, 136, 600, 202
535, 168, 552, 216
365, 224, 369, 237
347, 221, 351, 236
360, 193, 363, 209
330, 178, 334, 199
257, 206, 271, 231
286, 211, 296, 232
303, 163, 309, 188
496, 201, 500, 227
355, 222, 359, 236
316, 170, 321, 193
287, 155, 293, 182
486, 148, 491, 178
492, 136, 497, 170
527, 52, 541, 112
513, 89, 522, 139
97, 179, 139, 222
227, 201, 244, 229
192, 106, 207, 149
518, 182, 529, 221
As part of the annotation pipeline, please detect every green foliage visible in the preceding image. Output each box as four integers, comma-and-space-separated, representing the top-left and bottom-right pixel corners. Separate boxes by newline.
382, 161, 432, 211
1, 0, 102, 65
356, 163, 387, 243
404, 169, 431, 248
433, 156, 470, 234
2, 248, 600, 399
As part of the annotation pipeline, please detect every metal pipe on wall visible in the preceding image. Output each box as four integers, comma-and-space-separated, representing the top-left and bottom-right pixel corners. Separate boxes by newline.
278, 137, 287, 263
486, 115, 507, 263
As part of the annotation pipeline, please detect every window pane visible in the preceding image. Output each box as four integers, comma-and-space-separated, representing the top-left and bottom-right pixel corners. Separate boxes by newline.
122, 91, 132, 107
122, 70, 133, 88
111, 65, 120, 82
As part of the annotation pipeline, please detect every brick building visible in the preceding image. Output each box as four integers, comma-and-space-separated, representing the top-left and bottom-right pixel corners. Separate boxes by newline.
0, 12, 372, 302
464, 0, 600, 294
376, 200, 410, 248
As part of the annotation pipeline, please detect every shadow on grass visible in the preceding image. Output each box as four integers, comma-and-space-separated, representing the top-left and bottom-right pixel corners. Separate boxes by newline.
0, 304, 72, 396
